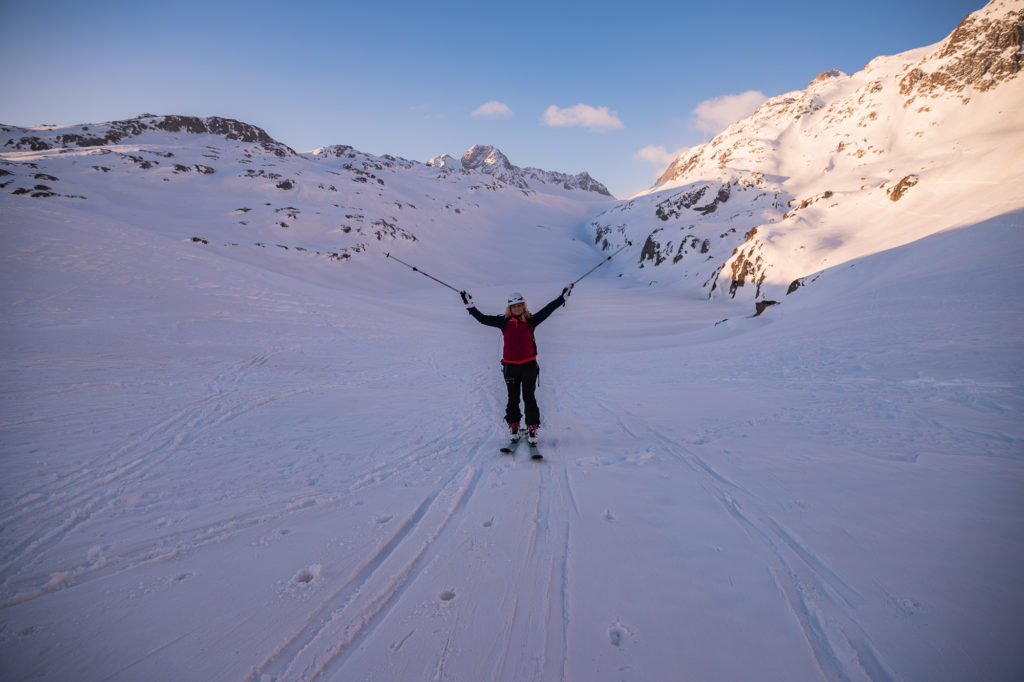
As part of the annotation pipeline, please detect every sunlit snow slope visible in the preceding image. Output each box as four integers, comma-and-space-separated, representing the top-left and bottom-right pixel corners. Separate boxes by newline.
2, 4, 1023, 679
2, 147, 1023, 681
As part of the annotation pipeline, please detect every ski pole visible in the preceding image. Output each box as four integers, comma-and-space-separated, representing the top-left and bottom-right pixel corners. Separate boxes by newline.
571, 240, 633, 286
384, 252, 461, 293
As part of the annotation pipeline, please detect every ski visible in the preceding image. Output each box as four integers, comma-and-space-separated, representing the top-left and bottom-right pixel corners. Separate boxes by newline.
500, 438, 522, 455
528, 443, 543, 460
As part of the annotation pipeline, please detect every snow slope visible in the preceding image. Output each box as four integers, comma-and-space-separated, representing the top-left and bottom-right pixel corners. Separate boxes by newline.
595, 0, 1024, 304
1, 171, 1022, 681
1, 4, 1023, 678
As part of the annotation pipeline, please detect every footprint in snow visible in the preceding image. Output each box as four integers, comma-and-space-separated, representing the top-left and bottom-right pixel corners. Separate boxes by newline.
898, 597, 922, 615
293, 564, 322, 585
609, 621, 634, 647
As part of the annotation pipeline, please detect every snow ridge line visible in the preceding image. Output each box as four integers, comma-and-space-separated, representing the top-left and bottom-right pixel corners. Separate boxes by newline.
630, 413, 897, 682
249, 445, 488, 681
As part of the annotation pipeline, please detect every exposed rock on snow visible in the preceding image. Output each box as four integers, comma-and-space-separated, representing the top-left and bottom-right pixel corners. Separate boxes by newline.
900, 0, 1024, 99
2, 114, 297, 158
887, 174, 919, 201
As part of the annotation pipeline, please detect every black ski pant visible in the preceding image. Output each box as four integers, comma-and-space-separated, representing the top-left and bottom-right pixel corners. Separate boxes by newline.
502, 360, 540, 427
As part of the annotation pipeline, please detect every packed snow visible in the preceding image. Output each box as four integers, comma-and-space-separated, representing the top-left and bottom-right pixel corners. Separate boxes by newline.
2, 3, 1023, 677
1, 184, 1022, 680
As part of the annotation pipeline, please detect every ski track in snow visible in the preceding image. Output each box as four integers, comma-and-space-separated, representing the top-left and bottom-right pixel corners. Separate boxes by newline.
3, 279, 1021, 681
606, 400, 895, 682
249, 457, 485, 680
0, 350, 316, 602
0, 352, 488, 612
239, 388, 581, 682
2, 195, 1022, 679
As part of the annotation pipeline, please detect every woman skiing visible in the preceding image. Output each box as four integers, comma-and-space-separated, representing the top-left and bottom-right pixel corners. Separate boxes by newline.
460, 286, 572, 446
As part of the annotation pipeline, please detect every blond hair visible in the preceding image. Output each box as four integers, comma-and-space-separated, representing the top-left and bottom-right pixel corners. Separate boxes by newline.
504, 302, 532, 320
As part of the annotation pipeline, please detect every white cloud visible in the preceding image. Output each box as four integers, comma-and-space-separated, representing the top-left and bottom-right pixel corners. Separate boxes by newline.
692, 91, 767, 134
542, 104, 623, 132
635, 145, 688, 166
472, 100, 513, 119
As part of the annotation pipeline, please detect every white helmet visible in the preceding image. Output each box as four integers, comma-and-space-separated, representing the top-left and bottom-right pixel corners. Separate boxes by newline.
507, 292, 525, 305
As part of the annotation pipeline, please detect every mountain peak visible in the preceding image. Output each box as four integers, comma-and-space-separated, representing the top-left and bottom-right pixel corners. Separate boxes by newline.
426, 153, 461, 170
456, 144, 612, 196
598, 0, 1024, 305
461, 144, 513, 172
809, 69, 844, 86
652, 1, 1024, 191
899, 0, 1023, 99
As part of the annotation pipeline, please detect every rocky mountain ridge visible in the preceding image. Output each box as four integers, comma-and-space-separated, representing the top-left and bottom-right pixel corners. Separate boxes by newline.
445, 144, 612, 196
2, 114, 611, 199
1, 115, 614, 269
3, 2, 1022, 311
3, 114, 297, 158
593, 0, 1024, 303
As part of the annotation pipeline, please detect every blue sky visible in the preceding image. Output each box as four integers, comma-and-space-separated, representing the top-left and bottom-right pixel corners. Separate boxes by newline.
0, 0, 984, 197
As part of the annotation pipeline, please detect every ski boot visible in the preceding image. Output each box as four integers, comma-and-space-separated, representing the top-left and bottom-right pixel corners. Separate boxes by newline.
508, 422, 521, 442
527, 425, 539, 446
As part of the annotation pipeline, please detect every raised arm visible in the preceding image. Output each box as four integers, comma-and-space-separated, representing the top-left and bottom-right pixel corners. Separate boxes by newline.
530, 284, 574, 327
461, 291, 504, 328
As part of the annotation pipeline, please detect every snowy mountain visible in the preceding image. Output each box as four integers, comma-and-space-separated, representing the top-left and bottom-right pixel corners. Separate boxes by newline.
594, 0, 1024, 303
1, 114, 298, 158
0, 114, 615, 283
455, 144, 612, 196
1, 3, 1022, 682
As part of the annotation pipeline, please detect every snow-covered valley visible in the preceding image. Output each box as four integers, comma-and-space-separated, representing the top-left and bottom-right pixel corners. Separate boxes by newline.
2, 181, 1022, 681
2, 2, 1024, 680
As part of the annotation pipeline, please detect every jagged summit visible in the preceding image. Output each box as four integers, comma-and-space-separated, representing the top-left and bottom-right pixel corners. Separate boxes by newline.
461, 144, 513, 172
900, 0, 1023, 98
457, 143, 612, 196
460, 145, 526, 189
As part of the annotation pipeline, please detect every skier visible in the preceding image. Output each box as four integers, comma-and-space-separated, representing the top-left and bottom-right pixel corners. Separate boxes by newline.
460, 286, 572, 446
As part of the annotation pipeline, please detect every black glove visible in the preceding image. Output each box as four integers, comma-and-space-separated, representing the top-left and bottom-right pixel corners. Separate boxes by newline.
562, 283, 574, 298
460, 291, 474, 308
